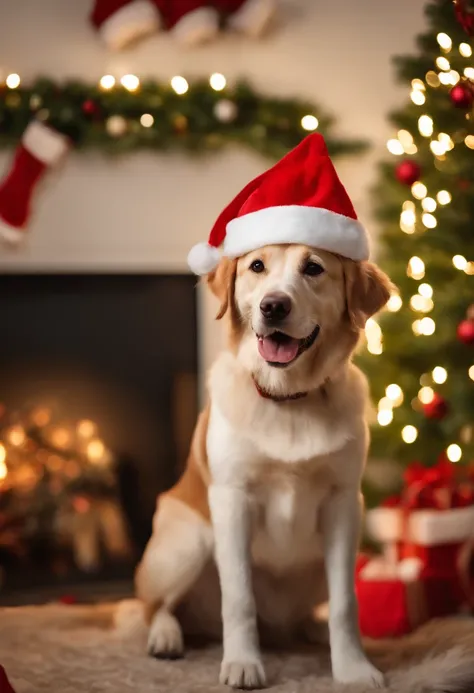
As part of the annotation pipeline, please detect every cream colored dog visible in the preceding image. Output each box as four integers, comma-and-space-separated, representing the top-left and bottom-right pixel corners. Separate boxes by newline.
135, 243, 392, 689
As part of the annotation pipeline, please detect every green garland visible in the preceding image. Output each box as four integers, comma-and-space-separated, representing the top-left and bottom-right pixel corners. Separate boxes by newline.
0, 75, 367, 161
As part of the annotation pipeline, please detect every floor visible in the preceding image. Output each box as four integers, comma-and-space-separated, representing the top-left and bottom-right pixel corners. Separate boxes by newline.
2, 602, 474, 692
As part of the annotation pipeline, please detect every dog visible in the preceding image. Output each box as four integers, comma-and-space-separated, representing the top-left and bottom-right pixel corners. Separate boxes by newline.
134, 242, 392, 688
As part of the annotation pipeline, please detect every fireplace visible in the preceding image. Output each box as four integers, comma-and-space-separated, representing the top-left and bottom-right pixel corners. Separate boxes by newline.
0, 273, 198, 601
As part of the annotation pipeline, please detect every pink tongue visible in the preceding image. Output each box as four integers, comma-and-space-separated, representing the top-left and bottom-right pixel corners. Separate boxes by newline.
258, 336, 299, 364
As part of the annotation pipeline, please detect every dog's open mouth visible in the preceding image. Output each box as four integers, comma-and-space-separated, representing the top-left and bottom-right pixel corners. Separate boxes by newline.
257, 326, 320, 367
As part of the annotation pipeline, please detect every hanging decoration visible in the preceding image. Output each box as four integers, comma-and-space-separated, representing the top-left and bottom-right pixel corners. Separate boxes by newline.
90, 0, 277, 50
0, 73, 367, 242
454, 0, 474, 36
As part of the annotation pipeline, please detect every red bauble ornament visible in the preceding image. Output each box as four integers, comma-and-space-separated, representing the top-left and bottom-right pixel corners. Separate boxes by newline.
395, 160, 421, 186
82, 99, 99, 116
457, 319, 474, 344
449, 82, 474, 109
455, 0, 474, 36
423, 392, 448, 420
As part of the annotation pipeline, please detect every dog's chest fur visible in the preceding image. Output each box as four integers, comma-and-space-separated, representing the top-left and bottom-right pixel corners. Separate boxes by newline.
249, 466, 330, 571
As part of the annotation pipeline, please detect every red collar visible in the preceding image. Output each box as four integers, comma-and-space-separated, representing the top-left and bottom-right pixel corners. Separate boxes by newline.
253, 376, 308, 402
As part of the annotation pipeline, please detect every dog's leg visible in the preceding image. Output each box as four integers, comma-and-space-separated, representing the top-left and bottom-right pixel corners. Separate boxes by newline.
321, 488, 383, 686
135, 495, 213, 659
209, 485, 266, 690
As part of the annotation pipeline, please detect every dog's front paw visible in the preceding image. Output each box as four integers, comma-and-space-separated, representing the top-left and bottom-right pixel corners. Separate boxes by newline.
147, 610, 184, 660
220, 658, 267, 689
333, 654, 383, 687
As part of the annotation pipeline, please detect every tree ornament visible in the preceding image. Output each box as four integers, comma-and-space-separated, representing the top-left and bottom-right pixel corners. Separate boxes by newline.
395, 160, 421, 186
457, 319, 474, 344
82, 99, 99, 117
106, 115, 127, 137
449, 82, 474, 109
454, 0, 474, 36
214, 99, 238, 123
423, 392, 448, 420
173, 114, 188, 133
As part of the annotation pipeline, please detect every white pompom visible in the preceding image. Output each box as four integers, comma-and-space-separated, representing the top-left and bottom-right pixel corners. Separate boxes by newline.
187, 242, 220, 275
397, 557, 423, 583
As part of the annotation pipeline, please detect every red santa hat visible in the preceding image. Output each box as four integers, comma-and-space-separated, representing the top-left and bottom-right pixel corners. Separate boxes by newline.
187, 133, 369, 275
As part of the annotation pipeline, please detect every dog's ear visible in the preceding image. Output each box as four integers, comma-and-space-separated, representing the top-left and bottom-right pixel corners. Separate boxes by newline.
207, 258, 238, 320
343, 259, 393, 329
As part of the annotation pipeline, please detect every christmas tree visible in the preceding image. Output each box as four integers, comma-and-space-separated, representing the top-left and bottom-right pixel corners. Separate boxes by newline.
359, 0, 474, 503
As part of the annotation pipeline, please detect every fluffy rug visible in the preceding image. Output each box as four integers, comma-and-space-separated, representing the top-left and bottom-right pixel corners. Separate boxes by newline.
2, 602, 474, 692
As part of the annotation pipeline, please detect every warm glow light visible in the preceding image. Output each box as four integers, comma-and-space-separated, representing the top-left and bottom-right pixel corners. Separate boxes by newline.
447, 444, 462, 462
437, 190, 451, 205
411, 79, 425, 91
419, 386, 435, 404
120, 74, 140, 91
8, 426, 25, 447
411, 90, 426, 105
422, 213, 437, 228
453, 254, 468, 270
469, 365, 474, 381
31, 407, 51, 427
77, 420, 97, 438
449, 70, 461, 85
209, 72, 226, 91
432, 366, 448, 384
301, 115, 319, 131
365, 318, 383, 355
464, 67, 474, 79
407, 256, 425, 279
378, 409, 393, 426
430, 140, 446, 156
412, 320, 422, 336
418, 283, 433, 298
0, 444, 5, 466
87, 439, 106, 463
439, 72, 452, 85
420, 317, 436, 335
410, 294, 433, 312
426, 71, 440, 87
386, 384, 402, 401
6, 73, 20, 89
465, 135, 474, 150
398, 129, 413, 146
378, 397, 393, 411
418, 115, 433, 137
400, 208, 416, 233
421, 197, 437, 212
140, 113, 154, 127
0, 458, 7, 481
387, 294, 403, 312
100, 75, 115, 90
171, 75, 188, 94
460, 42, 472, 57
387, 139, 404, 155
437, 33, 452, 51
436, 56, 450, 70
402, 425, 418, 443
465, 262, 474, 275
411, 182, 427, 199
51, 428, 71, 449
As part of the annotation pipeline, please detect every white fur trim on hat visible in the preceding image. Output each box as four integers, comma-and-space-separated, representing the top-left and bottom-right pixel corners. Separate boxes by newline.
223, 205, 370, 262
23, 121, 69, 166
228, 0, 276, 37
172, 7, 219, 45
0, 218, 24, 244
100, 0, 161, 50
188, 242, 220, 275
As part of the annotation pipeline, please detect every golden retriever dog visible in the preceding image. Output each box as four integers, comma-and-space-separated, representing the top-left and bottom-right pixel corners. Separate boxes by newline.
134, 242, 392, 689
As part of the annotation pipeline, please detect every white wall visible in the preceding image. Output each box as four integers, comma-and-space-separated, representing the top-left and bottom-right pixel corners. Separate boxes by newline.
0, 0, 426, 373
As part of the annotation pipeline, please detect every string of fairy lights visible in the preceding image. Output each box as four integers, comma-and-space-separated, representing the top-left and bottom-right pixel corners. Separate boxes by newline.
1, 70, 320, 137
365, 31, 473, 463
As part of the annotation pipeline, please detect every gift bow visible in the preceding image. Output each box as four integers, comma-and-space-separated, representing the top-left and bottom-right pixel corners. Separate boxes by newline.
382, 458, 474, 511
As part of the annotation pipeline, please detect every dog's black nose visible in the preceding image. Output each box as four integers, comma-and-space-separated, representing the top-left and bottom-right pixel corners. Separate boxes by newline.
260, 293, 292, 322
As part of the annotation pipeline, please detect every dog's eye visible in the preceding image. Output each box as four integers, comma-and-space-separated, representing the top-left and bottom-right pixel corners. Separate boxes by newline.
303, 261, 325, 277
250, 259, 265, 273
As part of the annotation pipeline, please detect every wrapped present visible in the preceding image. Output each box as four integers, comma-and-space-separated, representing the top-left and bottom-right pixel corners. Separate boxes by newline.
356, 555, 461, 638
364, 458, 474, 628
